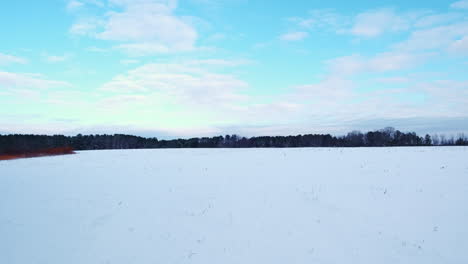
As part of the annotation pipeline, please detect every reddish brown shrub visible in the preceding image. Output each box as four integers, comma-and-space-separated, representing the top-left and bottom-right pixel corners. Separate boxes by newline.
0, 147, 75, 161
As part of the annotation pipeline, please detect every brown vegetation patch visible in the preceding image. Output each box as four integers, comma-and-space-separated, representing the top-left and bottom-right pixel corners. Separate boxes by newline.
0, 147, 75, 161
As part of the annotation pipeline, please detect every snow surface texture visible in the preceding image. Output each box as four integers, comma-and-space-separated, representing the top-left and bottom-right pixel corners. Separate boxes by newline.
1, 147, 468, 264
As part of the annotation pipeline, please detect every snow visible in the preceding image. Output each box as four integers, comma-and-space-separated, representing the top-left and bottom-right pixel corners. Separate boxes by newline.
1, 147, 468, 264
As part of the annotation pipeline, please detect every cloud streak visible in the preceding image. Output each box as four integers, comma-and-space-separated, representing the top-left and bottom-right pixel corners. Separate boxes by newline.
69, 0, 198, 55
350, 8, 412, 37
0, 72, 70, 89
0, 53, 28, 66
451, 0, 468, 9
279, 31, 309, 41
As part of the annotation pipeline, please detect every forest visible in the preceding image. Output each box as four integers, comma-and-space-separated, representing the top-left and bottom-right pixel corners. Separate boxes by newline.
1, 127, 467, 155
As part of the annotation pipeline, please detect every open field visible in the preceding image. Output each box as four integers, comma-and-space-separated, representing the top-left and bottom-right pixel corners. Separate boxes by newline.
1, 147, 468, 264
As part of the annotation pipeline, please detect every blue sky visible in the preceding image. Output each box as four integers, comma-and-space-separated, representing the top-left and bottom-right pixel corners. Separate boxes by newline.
1, 0, 468, 137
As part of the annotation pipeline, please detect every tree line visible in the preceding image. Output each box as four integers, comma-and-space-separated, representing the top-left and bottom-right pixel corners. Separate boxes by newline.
1, 127, 467, 155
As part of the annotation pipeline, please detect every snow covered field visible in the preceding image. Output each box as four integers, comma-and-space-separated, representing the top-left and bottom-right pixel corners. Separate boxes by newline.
1, 147, 468, 264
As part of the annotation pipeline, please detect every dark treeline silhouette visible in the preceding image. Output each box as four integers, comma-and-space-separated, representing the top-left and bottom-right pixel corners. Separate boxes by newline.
1, 127, 467, 155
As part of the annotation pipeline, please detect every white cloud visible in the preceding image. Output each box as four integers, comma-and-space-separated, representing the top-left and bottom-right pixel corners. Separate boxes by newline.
0, 72, 70, 89
286, 8, 468, 122
376, 77, 411, 84
86, 0, 105, 7
69, 17, 103, 36
294, 77, 355, 102
67, 0, 105, 11
289, 9, 350, 37
108, 0, 176, 8
67, 0, 84, 11
42, 54, 71, 63
279, 31, 309, 41
414, 13, 462, 28
291, 8, 428, 37
100, 60, 249, 107
413, 80, 468, 116
367, 52, 428, 72
449, 36, 468, 54
79, 59, 261, 130
114, 42, 172, 56
92, 59, 468, 134
451, 0, 468, 9
395, 22, 468, 52
120, 59, 140, 65
292, 8, 463, 38
286, 75, 468, 124
0, 53, 28, 66
269, 47, 468, 124
327, 52, 428, 75
295, 9, 348, 31
351, 9, 411, 37
97, 2, 194, 42
86, 46, 109, 53
185, 59, 253, 67
70, 0, 198, 55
